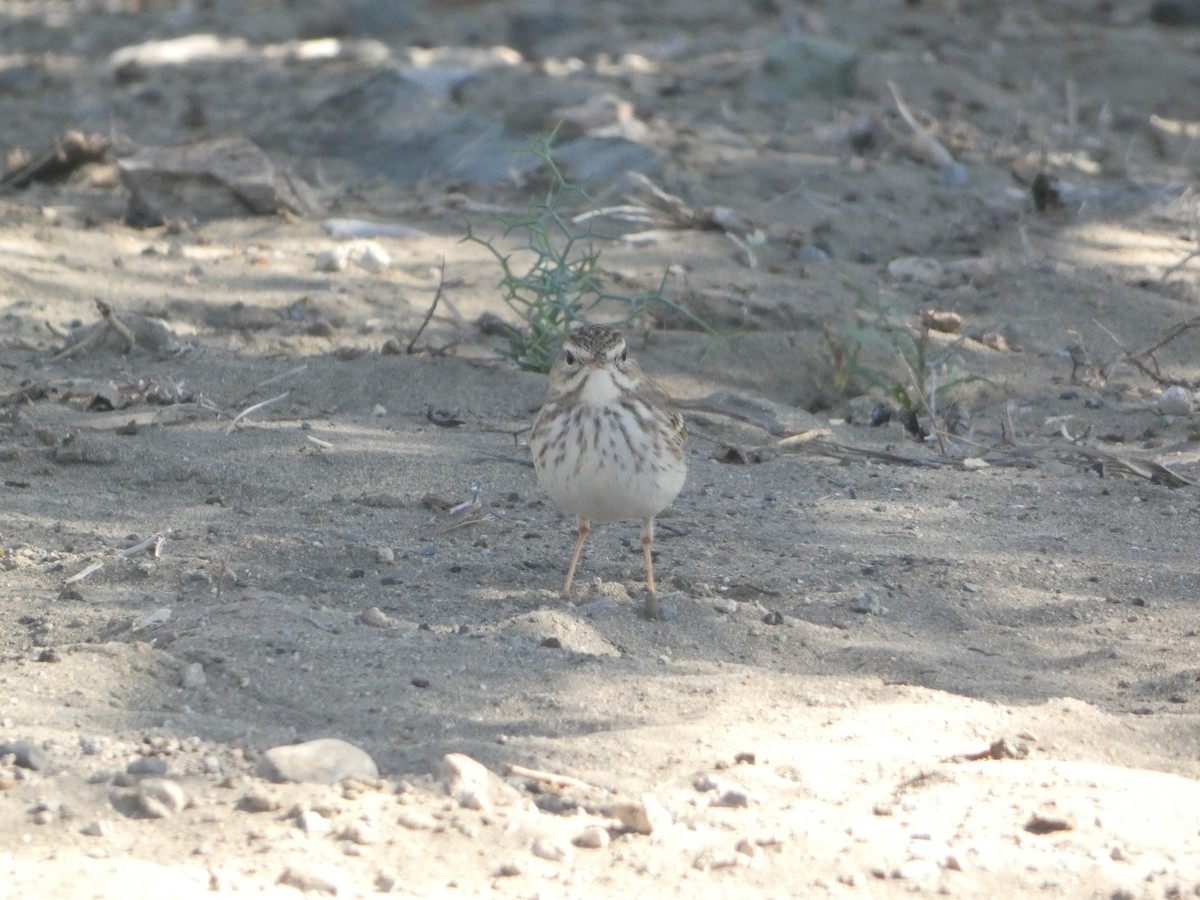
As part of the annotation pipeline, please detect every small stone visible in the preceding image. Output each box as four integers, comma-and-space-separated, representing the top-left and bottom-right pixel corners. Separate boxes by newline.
572, 825, 610, 849
442, 752, 515, 812
735, 837, 762, 859
360, 607, 390, 628
181, 662, 206, 690
887, 256, 944, 285
0, 740, 50, 772
79, 736, 103, 756
202, 756, 222, 775
239, 789, 281, 813
610, 793, 672, 834
81, 819, 113, 837
298, 809, 332, 835
127, 756, 170, 776
351, 241, 390, 272
794, 244, 829, 263
715, 787, 750, 808
375, 547, 394, 564
896, 858, 940, 880
341, 820, 380, 845
851, 592, 886, 615
315, 247, 350, 272
278, 865, 341, 896
138, 778, 189, 818
260, 738, 378, 785
754, 33, 858, 100
375, 872, 397, 893
531, 836, 572, 862
1025, 810, 1074, 834
1157, 385, 1194, 416
396, 809, 438, 830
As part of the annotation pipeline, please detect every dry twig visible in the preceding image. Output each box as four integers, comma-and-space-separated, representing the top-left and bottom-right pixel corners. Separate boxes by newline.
407, 257, 449, 354
225, 391, 290, 434
508, 764, 604, 793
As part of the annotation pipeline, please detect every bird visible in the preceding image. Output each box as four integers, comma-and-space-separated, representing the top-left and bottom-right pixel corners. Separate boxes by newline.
528, 324, 687, 619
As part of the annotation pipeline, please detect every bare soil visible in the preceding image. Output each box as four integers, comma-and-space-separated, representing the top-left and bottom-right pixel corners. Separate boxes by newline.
2, 1, 1200, 897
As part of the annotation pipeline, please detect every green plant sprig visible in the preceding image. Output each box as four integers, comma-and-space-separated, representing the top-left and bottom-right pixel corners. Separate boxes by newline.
464, 130, 712, 372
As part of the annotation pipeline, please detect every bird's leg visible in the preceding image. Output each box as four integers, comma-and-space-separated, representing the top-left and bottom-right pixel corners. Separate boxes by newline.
640, 517, 663, 620
560, 516, 590, 601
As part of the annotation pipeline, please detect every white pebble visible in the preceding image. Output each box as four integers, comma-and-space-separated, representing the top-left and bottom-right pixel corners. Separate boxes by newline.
138, 778, 189, 818
360, 607, 390, 628
181, 662, 206, 690
1157, 385, 1194, 416
298, 810, 332, 835
351, 241, 390, 272
531, 836, 572, 862
314, 247, 350, 272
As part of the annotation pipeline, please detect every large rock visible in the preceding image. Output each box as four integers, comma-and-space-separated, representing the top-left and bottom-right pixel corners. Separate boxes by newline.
118, 135, 293, 225
258, 738, 378, 784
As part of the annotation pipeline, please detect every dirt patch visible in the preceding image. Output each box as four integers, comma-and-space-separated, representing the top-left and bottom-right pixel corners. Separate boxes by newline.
2, 1, 1200, 897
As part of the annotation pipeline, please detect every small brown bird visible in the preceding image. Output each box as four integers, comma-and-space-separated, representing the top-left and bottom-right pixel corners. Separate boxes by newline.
528, 324, 687, 619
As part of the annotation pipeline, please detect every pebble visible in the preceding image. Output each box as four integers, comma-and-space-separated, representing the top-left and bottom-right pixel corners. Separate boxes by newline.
531, 836, 572, 862
715, 787, 751, 808
298, 809, 332, 835
0, 740, 50, 772
794, 244, 830, 263
81, 819, 113, 837
260, 738, 379, 785
127, 756, 170, 776
315, 246, 350, 272
277, 865, 341, 896
610, 793, 672, 834
1157, 385, 1194, 416
753, 33, 858, 100
396, 809, 438, 830
32, 807, 54, 825
351, 241, 391, 273
79, 736, 103, 756
375, 547, 394, 564
442, 752, 499, 812
341, 820, 380, 845
887, 256, 944, 285
138, 778, 189, 818
181, 662, 206, 690
202, 755, 223, 775
360, 607, 390, 628
896, 858, 940, 880
572, 825, 610, 849
240, 789, 281, 812
851, 592, 886, 615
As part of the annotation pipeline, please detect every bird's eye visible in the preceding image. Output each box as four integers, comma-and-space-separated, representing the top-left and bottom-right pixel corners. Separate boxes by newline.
563, 350, 577, 367
619, 348, 628, 362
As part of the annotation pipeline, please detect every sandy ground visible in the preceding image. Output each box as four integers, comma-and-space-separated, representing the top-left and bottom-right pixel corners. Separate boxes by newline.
2, 1, 1200, 897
